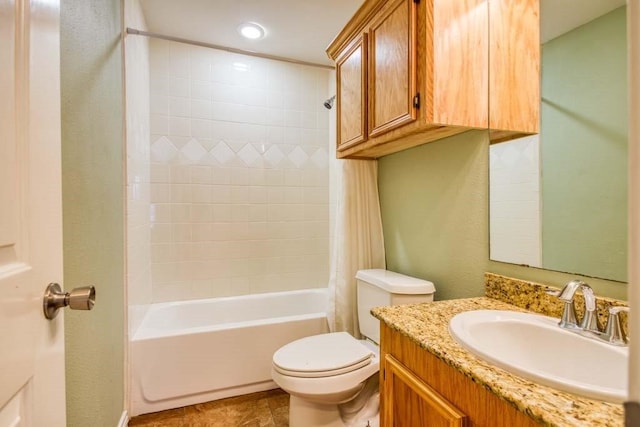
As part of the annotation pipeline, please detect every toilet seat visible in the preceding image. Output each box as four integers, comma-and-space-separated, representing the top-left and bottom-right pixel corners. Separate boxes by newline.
273, 332, 374, 378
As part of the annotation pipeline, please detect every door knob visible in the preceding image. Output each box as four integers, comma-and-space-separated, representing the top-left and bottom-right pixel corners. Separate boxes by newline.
43, 283, 96, 320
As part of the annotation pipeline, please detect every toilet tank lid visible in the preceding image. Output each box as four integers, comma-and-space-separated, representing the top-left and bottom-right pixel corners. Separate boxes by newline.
355, 269, 436, 295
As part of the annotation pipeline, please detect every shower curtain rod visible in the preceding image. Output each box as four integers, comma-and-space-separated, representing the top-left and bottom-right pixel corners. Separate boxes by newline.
126, 28, 335, 70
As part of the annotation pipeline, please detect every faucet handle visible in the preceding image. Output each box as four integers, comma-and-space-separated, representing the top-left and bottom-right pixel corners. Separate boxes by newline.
558, 301, 579, 329
603, 306, 630, 346
578, 286, 600, 333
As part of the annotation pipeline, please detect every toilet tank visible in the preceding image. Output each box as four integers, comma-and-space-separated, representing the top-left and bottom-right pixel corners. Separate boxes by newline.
356, 269, 435, 344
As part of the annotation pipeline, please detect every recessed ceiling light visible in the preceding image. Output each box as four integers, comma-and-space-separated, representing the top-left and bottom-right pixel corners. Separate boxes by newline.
238, 22, 265, 40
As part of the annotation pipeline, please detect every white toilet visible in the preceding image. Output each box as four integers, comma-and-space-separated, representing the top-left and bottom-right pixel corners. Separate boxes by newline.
271, 269, 435, 427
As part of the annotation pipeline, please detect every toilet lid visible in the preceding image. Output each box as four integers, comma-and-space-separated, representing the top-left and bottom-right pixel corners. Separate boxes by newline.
273, 332, 374, 378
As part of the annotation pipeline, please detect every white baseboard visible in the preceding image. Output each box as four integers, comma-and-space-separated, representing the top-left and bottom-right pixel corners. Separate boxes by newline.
117, 410, 129, 427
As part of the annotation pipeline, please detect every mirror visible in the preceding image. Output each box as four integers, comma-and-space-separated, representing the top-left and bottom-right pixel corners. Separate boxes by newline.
489, 0, 628, 282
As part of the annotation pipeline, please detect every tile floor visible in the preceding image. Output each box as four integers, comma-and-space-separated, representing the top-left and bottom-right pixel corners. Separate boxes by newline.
128, 389, 289, 427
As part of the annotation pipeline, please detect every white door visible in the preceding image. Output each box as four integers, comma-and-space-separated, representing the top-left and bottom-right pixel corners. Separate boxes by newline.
0, 0, 65, 426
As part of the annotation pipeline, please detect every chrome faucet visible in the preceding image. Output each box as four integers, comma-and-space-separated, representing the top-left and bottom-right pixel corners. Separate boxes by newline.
551, 280, 629, 346
554, 280, 599, 333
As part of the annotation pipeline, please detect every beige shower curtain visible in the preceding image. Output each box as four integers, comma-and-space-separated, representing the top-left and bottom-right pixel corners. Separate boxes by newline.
328, 159, 386, 337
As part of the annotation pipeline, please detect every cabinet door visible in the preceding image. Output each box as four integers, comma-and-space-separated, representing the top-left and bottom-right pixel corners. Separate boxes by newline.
336, 34, 367, 151
382, 355, 467, 427
368, 0, 418, 138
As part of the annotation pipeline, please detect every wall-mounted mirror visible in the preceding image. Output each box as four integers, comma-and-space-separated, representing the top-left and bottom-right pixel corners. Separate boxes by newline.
489, 0, 628, 282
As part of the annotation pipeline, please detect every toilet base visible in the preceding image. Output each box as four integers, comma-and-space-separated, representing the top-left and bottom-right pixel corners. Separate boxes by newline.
289, 395, 345, 427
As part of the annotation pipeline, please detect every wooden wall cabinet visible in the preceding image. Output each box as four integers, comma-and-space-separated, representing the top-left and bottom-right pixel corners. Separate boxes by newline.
327, 0, 539, 159
380, 323, 541, 427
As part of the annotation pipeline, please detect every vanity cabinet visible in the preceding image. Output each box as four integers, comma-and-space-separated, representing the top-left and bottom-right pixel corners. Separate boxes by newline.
326, 0, 539, 159
380, 323, 541, 427
383, 354, 467, 426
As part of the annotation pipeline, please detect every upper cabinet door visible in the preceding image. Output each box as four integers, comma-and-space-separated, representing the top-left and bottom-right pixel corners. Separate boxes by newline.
368, 0, 418, 138
336, 34, 368, 152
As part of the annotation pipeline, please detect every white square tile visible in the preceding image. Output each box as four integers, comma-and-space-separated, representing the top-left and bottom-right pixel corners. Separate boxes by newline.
190, 205, 212, 222
311, 147, 329, 168
284, 110, 302, 128
237, 144, 260, 166
169, 96, 190, 117
288, 146, 309, 168
151, 136, 178, 164
191, 58, 210, 82
267, 108, 285, 126
248, 169, 265, 186
152, 204, 172, 223
172, 204, 191, 222
211, 82, 234, 103
211, 167, 231, 184
179, 138, 208, 164
191, 166, 212, 184
210, 141, 235, 165
301, 112, 317, 129
191, 119, 212, 140
191, 81, 212, 101
213, 204, 233, 221
248, 186, 267, 204
169, 117, 191, 137
171, 184, 192, 203
151, 94, 169, 115
211, 186, 231, 203
284, 169, 304, 186
170, 165, 191, 183
191, 223, 213, 241
267, 90, 284, 109
192, 185, 212, 203
230, 187, 249, 204
265, 169, 283, 186
248, 205, 267, 222
246, 106, 268, 125
169, 77, 190, 97
267, 187, 284, 203
231, 204, 249, 222
150, 115, 169, 135
230, 168, 249, 185
151, 223, 172, 243
191, 99, 211, 119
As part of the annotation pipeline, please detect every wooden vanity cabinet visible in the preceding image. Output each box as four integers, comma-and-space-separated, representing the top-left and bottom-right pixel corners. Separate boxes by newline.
379, 323, 541, 427
327, 0, 539, 159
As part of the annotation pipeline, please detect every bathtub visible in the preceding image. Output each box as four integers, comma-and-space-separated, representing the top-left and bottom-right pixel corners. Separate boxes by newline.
130, 288, 329, 416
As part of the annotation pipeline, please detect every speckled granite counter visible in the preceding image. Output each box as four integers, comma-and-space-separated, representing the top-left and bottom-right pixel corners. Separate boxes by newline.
372, 283, 625, 426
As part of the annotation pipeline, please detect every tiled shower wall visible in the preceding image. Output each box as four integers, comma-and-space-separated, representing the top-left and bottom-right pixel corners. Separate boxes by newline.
149, 39, 331, 302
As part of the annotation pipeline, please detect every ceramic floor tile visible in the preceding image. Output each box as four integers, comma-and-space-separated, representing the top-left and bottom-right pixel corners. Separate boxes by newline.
130, 389, 289, 427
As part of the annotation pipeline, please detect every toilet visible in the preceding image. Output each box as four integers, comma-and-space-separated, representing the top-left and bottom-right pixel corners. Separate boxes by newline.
271, 269, 435, 427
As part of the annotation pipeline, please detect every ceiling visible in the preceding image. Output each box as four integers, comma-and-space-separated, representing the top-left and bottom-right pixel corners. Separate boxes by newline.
137, 0, 364, 67
136, 0, 626, 66
541, 0, 626, 42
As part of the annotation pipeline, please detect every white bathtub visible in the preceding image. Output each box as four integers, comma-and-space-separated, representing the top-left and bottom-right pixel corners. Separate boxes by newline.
130, 288, 329, 416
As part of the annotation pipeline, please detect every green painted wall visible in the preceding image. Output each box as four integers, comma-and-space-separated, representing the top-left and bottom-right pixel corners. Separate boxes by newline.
541, 7, 628, 282
61, 0, 125, 425
379, 131, 627, 301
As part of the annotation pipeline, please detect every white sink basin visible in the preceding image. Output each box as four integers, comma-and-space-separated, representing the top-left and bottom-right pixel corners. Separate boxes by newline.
449, 310, 628, 403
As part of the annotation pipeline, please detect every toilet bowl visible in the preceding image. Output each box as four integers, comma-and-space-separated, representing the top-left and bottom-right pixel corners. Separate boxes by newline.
271, 269, 435, 427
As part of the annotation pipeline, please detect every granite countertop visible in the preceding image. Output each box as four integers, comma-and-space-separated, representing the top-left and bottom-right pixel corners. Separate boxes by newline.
372, 297, 624, 427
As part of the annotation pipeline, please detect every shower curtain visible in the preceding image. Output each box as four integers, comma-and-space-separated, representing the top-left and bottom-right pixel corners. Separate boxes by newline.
328, 159, 386, 337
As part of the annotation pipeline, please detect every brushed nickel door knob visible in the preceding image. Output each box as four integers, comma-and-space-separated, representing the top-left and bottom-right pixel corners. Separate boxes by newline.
43, 283, 96, 320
